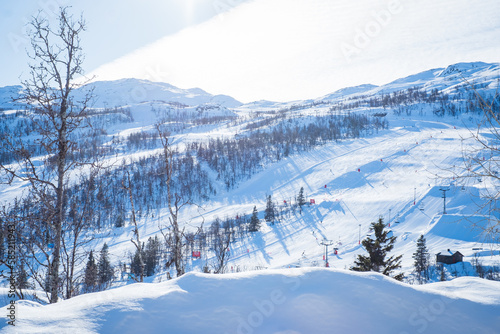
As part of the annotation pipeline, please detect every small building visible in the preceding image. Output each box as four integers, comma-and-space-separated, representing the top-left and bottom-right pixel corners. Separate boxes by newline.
436, 249, 463, 265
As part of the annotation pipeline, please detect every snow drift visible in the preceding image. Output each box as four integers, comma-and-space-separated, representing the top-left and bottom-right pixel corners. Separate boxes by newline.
2, 268, 499, 334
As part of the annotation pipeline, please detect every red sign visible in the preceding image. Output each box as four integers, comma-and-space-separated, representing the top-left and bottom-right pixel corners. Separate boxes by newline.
192, 251, 201, 258
310, 199, 316, 204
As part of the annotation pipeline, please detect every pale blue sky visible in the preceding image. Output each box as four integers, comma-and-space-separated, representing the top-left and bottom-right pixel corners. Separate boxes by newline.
0, 0, 251, 87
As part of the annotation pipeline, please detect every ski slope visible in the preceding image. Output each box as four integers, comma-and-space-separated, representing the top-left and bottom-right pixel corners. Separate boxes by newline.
183, 112, 499, 275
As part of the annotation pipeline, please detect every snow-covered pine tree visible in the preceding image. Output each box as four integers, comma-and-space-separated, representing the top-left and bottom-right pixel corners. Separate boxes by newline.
84, 250, 98, 292
439, 264, 446, 281
412, 235, 429, 284
297, 187, 306, 207
249, 206, 260, 232
98, 243, 113, 287
351, 217, 404, 280
264, 195, 275, 224
145, 236, 161, 277
130, 247, 144, 280
16, 262, 29, 290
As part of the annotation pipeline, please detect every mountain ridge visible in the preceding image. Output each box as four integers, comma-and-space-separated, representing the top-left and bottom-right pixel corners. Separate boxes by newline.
1, 61, 498, 111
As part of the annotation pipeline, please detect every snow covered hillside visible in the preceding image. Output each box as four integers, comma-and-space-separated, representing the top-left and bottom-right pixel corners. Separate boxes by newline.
1, 61, 499, 331
2, 268, 500, 334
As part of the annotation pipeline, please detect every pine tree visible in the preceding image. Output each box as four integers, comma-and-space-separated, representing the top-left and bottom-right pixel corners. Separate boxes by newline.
439, 264, 446, 281
84, 250, 98, 292
351, 217, 404, 280
297, 187, 306, 207
264, 195, 275, 224
16, 262, 29, 290
130, 246, 145, 279
145, 236, 160, 277
97, 243, 113, 286
412, 235, 429, 284
249, 206, 260, 232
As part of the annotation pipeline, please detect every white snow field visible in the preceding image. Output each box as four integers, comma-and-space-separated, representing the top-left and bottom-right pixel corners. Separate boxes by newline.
2, 268, 500, 334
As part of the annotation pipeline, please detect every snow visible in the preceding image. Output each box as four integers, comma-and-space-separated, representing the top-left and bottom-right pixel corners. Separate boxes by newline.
0, 85, 23, 110
318, 84, 379, 101
2, 268, 499, 333
73, 78, 242, 109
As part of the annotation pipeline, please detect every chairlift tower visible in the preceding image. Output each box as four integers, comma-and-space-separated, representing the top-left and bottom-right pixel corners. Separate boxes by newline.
321, 239, 334, 267
358, 224, 361, 245
439, 187, 449, 214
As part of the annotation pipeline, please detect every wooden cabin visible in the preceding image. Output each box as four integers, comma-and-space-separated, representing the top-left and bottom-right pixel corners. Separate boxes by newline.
436, 249, 463, 265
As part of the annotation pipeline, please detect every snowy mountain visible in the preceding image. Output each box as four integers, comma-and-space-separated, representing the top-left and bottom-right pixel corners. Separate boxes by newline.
318, 84, 379, 101
0, 85, 23, 110
0, 78, 242, 111
75, 78, 242, 108
1, 61, 500, 332
315, 62, 500, 102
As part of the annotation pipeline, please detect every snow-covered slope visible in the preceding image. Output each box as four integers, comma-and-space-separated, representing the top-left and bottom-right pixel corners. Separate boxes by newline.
314, 62, 500, 102
2, 268, 499, 334
75, 78, 242, 108
0, 85, 22, 110
318, 84, 379, 101
0, 79, 242, 112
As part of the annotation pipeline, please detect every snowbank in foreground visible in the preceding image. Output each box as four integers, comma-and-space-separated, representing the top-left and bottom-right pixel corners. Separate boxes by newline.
1, 268, 499, 334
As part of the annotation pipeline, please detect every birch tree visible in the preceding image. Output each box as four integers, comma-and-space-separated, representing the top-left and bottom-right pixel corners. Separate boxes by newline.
0, 7, 92, 303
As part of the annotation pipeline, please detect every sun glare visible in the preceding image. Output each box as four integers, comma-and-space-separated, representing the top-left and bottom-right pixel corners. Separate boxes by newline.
184, 0, 195, 25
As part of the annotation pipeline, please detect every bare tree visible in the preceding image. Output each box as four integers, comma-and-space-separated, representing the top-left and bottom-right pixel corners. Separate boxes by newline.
210, 222, 233, 274
60, 172, 98, 299
122, 170, 145, 282
157, 125, 201, 277
457, 83, 500, 245
0, 7, 92, 303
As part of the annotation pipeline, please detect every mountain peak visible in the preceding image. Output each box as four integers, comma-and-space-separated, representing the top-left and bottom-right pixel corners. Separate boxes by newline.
76, 79, 242, 108
438, 61, 494, 78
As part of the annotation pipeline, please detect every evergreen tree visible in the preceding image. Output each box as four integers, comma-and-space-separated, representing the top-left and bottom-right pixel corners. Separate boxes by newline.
412, 235, 429, 284
84, 250, 98, 292
351, 217, 404, 280
439, 264, 446, 281
16, 262, 29, 290
249, 206, 260, 232
297, 187, 306, 207
97, 243, 113, 286
144, 236, 161, 277
130, 246, 145, 279
115, 215, 124, 228
264, 195, 275, 224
